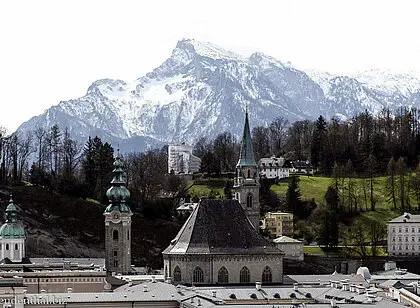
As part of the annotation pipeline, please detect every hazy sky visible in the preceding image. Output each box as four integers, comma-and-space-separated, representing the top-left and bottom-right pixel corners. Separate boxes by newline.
1, 0, 420, 132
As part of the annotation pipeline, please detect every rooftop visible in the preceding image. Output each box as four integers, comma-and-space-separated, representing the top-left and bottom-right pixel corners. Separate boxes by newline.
163, 199, 283, 255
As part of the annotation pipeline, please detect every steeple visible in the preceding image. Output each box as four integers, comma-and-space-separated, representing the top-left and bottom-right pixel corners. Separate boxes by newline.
233, 107, 260, 229
104, 151, 133, 274
104, 151, 131, 214
0, 195, 26, 262
237, 107, 257, 167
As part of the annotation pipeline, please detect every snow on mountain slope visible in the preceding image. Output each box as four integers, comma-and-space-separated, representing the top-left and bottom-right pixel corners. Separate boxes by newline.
349, 69, 420, 97
16, 38, 420, 152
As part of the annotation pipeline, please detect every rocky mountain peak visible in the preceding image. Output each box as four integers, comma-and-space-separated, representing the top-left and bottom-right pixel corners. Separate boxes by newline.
15, 39, 420, 153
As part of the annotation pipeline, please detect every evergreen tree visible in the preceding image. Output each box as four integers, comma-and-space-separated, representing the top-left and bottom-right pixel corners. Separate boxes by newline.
311, 115, 327, 172
286, 176, 302, 218
82, 136, 97, 197
386, 157, 397, 209
319, 186, 339, 247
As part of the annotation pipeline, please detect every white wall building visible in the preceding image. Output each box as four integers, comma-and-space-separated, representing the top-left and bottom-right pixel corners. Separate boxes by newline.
168, 144, 201, 174
273, 236, 304, 261
388, 212, 420, 256
258, 156, 289, 179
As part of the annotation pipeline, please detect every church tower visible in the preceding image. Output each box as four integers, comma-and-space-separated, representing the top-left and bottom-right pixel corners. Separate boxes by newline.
0, 196, 25, 262
104, 152, 132, 274
233, 107, 260, 229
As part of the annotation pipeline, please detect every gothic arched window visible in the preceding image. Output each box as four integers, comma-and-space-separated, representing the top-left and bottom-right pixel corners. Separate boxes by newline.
14, 244, 18, 250
173, 266, 181, 283
240, 266, 250, 283
262, 266, 272, 283
113, 230, 119, 240
193, 266, 204, 283
218, 267, 229, 284
247, 169, 251, 178
5, 244, 9, 251
246, 194, 253, 208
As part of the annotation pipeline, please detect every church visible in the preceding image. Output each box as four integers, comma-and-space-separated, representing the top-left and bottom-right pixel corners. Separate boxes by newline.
162, 109, 284, 285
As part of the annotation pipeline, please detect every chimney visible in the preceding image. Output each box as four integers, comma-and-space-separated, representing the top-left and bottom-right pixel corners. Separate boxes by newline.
143, 285, 148, 292
152, 275, 156, 283
197, 299, 202, 306
256, 281, 262, 291
330, 298, 336, 307
294, 283, 299, 291
212, 290, 217, 297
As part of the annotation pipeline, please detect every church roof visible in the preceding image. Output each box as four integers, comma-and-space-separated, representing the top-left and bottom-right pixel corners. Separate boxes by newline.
163, 199, 283, 255
237, 110, 257, 167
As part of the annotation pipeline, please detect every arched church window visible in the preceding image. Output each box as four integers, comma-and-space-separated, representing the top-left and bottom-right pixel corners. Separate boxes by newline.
247, 194, 253, 208
193, 266, 204, 283
262, 266, 272, 283
14, 244, 18, 250
5, 244, 9, 251
247, 169, 251, 178
218, 267, 229, 284
240, 266, 250, 283
173, 266, 181, 283
113, 230, 119, 240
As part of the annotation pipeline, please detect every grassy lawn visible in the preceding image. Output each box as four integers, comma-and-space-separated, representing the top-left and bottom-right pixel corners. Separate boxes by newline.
270, 175, 398, 211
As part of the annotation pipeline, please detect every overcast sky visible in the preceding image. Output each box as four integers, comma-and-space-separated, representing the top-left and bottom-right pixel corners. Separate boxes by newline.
1, 0, 420, 132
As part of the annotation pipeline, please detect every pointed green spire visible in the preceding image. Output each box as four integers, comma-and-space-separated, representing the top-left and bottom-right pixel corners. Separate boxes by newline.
104, 150, 131, 213
237, 107, 257, 167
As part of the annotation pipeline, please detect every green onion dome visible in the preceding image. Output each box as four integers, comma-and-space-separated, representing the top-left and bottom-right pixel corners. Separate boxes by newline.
104, 154, 132, 214
0, 196, 25, 238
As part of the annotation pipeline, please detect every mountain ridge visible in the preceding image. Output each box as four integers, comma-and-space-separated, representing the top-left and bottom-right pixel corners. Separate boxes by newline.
16, 38, 420, 152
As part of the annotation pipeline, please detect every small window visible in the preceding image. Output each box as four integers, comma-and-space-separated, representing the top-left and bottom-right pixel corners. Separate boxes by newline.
173, 266, 181, 283
14, 244, 18, 250
412, 227, 415, 232
113, 230, 119, 240
246, 194, 253, 208
113, 260, 118, 267
240, 266, 250, 283
113, 250, 118, 257
399, 228, 402, 233
262, 266, 272, 283
406, 227, 409, 233
127, 230, 130, 240
193, 267, 204, 283
218, 267, 229, 284
6, 244, 9, 250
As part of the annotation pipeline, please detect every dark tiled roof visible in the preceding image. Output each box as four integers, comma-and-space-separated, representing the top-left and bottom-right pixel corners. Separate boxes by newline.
163, 199, 283, 255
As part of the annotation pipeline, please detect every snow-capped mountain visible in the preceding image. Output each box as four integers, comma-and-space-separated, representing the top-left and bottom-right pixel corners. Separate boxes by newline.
17, 39, 420, 152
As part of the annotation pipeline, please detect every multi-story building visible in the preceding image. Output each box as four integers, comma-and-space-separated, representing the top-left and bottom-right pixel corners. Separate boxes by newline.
168, 144, 201, 174
262, 212, 294, 238
388, 212, 420, 256
273, 236, 304, 261
258, 156, 289, 179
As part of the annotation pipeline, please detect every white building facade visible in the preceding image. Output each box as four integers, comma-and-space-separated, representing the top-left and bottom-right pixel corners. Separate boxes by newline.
258, 156, 289, 179
273, 236, 304, 261
388, 212, 420, 256
168, 144, 201, 174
